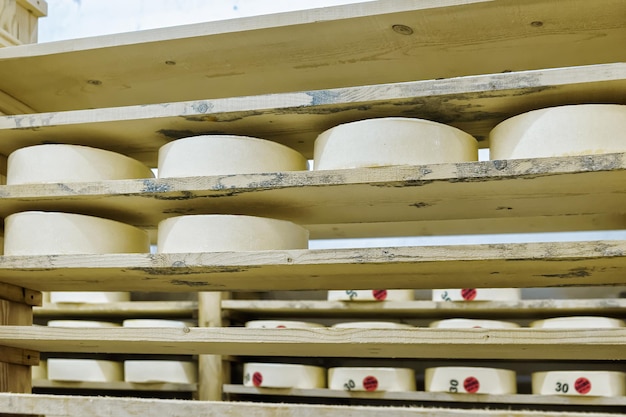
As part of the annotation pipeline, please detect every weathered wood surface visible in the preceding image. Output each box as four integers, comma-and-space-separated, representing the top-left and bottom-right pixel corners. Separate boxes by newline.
223, 385, 626, 408
32, 379, 196, 393
222, 299, 626, 320
0, 299, 32, 394
0, 327, 624, 360
0, 153, 624, 238
33, 301, 196, 318
0, 63, 624, 161
1, 393, 620, 417
0, 0, 624, 113
0, 283, 40, 306
0, 241, 624, 292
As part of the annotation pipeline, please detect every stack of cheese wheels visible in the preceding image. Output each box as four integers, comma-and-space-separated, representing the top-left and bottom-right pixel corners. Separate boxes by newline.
6, 144, 153, 184
432, 288, 521, 302
49, 291, 131, 304
47, 320, 123, 382
532, 371, 626, 397
157, 135, 307, 177
328, 367, 416, 392
333, 321, 413, 329
243, 363, 326, 389
158, 214, 308, 253
4, 212, 150, 256
313, 117, 478, 170
490, 104, 626, 160
430, 318, 519, 329
123, 319, 197, 384
530, 316, 625, 329
426, 366, 517, 394
245, 320, 324, 329
328, 289, 414, 302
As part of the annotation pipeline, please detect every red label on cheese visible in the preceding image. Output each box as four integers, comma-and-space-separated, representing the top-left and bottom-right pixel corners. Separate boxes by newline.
575, 377, 591, 394
463, 376, 480, 393
363, 375, 379, 391
461, 288, 477, 300
252, 372, 263, 387
373, 290, 388, 301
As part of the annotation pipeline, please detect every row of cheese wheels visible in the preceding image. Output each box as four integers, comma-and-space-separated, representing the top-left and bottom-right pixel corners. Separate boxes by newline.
2, 104, 625, 186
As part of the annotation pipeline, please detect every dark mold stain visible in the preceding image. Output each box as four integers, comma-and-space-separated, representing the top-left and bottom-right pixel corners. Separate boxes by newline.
410, 202, 431, 208
493, 160, 508, 170
539, 268, 591, 279
141, 179, 171, 193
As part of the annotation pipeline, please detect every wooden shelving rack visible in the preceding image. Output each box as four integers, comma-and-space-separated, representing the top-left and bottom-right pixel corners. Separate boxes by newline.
1, 0, 625, 415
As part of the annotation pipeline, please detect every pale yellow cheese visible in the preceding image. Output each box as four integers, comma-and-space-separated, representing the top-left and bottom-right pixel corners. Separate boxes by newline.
429, 318, 519, 329
327, 289, 414, 302
47, 359, 123, 382
432, 288, 521, 302
530, 316, 625, 329
533, 371, 626, 396
245, 320, 324, 329
425, 366, 517, 394
328, 367, 416, 392
124, 360, 197, 384
49, 292, 131, 304
243, 363, 325, 389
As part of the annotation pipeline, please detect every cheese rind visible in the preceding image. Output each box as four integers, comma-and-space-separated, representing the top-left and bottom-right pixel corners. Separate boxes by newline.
490, 104, 626, 159
47, 320, 120, 328
49, 292, 131, 304
243, 363, 326, 389
122, 319, 195, 328
532, 371, 626, 396
429, 318, 519, 329
245, 320, 324, 329
158, 135, 307, 177
327, 289, 414, 302
328, 367, 416, 392
432, 288, 521, 302
47, 359, 123, 382
6, 144, 153, 184
332, 321, 413, 329
530, 316, 625, 329
425, 366, 517, 394
314, 117, 477, 170
124, 360, 198, 384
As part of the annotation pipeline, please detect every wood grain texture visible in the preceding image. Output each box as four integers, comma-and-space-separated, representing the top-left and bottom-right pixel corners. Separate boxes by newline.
1, 393, 620, 417
0, 0, 624, 113
0, 327, 624, 360
0, 283, 41, 306
0, 300, 32, 394
223, 385, 626, 408
222, 299, 626, 320
0, 153, 624, 239
0, 240, 624, 292
0, 63, 624, 161
32, 379, 195, 393
198, 292, 224, 401
0, 346, 38, 366
33, 301, 196, 318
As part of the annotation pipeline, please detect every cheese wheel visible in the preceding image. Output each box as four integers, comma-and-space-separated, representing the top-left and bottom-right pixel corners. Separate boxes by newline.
328, 367, 416, 392
3, 211, 149, 255
490, 104, 626, 160
429, 318, 519, 329
157, 214, 308, 253
425, 366, 517, 394
314, 117, 477, 170
47, 359, 123, 382
31, 359, 47, 380
49, 292, 131, 304
327, 289, 414, 302
432, 288, 521, 302
533, 371, 626, 397
47, 320, 120, 328
6, 144, 153, 185
530, 316, 625, 329
158, 135, 307, 178
243, 363, 325, 389
123, 319, 195, 328
333, 321, 413, 329
245, 320, 324, 329
124, 360, 197, 384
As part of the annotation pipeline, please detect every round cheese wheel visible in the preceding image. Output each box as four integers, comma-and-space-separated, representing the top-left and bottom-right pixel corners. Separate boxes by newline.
327, 289, 414, 302
123, 319, 195, 328
157, 214, 308, 253
425, 366, 517, 394
158, 135, 307, 178
47, 320, 120, 328
6, 144, 153, 185
243, 363, 325, 389
49, 292, 131, 304
124, 360, 197, 384
530, 316, 625, 329
3, 211, 149, 255
314, 117, 477, 170
245, 320, 324, 329
332, 321, 413, 329
47, 359, 123, 382
532, 371, 626, 397
328, 367, 416, 392
490, 104, 626, 160
432, 288, 521, 302
429, 318, 519, 329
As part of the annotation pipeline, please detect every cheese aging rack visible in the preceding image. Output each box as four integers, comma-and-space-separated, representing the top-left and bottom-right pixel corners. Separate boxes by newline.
1, 0, 626, 416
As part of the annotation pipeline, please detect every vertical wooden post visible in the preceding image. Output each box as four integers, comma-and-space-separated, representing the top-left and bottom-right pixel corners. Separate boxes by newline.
197, 291, 229, 401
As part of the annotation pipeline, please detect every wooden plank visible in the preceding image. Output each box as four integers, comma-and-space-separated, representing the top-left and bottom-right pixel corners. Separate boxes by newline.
15, 0, 47, 18
221, 299, 626, 320
223, 384, 626, 408
0, 0, 624, 113
0, 283, 41, 306
198, 292, 225, 401
0, 240, 624, 292
0, 153, 624, 239
0, 300, 32, 394
33, 301, 196, 318
32, 379, 195, 393
0, 327, 624, 360
0, 347, 38, 366
0, 393, 620, 417
0, 63, 624, 162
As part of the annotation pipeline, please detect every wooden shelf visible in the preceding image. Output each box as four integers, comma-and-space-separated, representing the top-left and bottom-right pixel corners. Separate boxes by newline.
34, 301, 197, 318
222, 299, 626, 320
224, 385, 626, 408
3, 393, 618, 417
0, 240, 624, 292
0, 0, 624, 113
0, 327, 624, 360
0, 63, 624, 162
1, 153, 624, 239
33, 379, 196, 392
